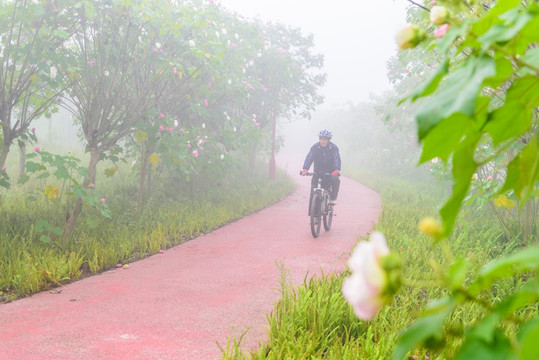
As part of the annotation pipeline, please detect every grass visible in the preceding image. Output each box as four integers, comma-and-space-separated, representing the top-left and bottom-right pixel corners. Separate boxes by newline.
221, 167, 534, 359
0, 163, 296, 302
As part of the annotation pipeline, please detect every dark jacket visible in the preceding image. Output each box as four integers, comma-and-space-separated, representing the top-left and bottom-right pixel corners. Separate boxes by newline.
303, 142, 341, 173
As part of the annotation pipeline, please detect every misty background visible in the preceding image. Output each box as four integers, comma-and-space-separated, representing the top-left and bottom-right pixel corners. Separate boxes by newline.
31, 0, 421, 177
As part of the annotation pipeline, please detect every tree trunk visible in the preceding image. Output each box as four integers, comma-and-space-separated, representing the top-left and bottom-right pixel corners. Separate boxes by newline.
18, 144, 25, 178
136, 146, 149, 212
0, 137, 13, 170
269, 117, 276, 180
248, 140, 258, 179
64, 147, 100, 238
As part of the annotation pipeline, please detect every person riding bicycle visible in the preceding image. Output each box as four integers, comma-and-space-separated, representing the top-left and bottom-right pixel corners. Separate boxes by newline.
300, 129, 341, 205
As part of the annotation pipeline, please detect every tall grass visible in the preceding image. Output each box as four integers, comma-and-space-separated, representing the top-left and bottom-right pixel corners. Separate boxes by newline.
222, 168, 533, 359
0, 165, 295, 302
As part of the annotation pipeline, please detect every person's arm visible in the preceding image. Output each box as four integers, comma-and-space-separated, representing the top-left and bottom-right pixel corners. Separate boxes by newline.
303, 145, 315, 170
333, 144, 341, 171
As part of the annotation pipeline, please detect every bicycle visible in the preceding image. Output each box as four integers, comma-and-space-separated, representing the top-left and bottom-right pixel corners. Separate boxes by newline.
301, 172, 335, 238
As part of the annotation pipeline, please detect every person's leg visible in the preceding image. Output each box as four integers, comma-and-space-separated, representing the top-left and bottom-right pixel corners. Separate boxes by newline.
308, 176, 317, 215
330, 175, 340, 201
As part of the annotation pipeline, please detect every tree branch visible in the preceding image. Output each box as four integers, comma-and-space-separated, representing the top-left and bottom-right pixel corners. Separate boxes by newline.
406, 0, 431, 12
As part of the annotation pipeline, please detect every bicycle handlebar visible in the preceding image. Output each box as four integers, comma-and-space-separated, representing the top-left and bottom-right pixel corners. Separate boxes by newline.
299, 171, 338, 177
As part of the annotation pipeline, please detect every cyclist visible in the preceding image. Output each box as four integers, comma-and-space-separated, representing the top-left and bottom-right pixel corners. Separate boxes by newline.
300, 129, 341, 205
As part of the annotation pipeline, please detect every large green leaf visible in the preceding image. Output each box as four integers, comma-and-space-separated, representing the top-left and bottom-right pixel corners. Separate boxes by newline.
518, 318, 539, 360
456, 328, 513, 360
415, 56, 496, 141
419, 113, 473, 164
471, 247, 539, 292
478, 9, 533, 49
440, 133, 480, 236
393, 298, 456, 360
484, 103, 532, 146
410, 59, 449, 102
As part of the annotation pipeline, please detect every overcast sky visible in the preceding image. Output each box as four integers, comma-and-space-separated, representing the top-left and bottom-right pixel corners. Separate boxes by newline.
218, 0, 410, 107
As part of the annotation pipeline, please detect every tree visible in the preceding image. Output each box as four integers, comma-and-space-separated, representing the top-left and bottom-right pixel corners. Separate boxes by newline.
0, 0, 74, 176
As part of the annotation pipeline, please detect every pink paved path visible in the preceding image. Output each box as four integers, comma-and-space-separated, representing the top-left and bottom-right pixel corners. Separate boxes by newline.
0, 163, 381, 360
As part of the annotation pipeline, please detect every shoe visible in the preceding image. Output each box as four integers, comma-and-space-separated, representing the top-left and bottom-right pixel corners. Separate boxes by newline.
329, 199, 337, 205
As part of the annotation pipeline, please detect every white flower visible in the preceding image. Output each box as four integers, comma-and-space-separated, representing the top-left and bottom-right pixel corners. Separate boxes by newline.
189, 39, 195, 47
430, 6, 450, 25
174, 119, 179, 127
234, 33, 239, 39
233, 126, 237, 132
220, 154, 224, 160
155, 42, 161, 49
228, 79, 232, 85
50, 66, 57, 79
221, 28, 227, 35
202, 123, 205, 129
104, 71, 110, 77
215, 31, 220, 38
342, 232, 390, 320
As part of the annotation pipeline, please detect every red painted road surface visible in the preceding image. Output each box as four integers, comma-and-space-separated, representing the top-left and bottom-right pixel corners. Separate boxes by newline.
0, 164, 381, 360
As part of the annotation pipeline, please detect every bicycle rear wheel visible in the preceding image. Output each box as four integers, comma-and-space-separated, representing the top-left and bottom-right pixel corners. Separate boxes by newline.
310, 193, 322, 238
323, 201, 333, 231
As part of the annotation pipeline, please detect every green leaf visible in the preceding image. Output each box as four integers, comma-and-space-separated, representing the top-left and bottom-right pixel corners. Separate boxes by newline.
456, 328, 512, 360
478, 9, 533, 49
448, 257, 468, 291
472, 0, 522, 37
25, 161, 45, 173
419, 114, 473, 164
54, 166, 70, 180
410, 59, 449, 101
17, 174, 30, 185
393, 298, 456, 360
39, 235, 51, 244
35, 219, 51, 233
26, 195, 37, 202
440, 133, 480, 236
491, 277, 539, 318
520, 47, 539, 71
515, 138, 539, 201
472, 247, 539, 292
416, 56, 496, 140
483, 57, 513, 89
518, 318, 539, 360
484, 103, 532, 146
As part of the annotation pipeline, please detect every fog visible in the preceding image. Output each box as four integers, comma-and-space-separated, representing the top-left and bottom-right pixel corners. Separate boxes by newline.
219, 0, 412, 172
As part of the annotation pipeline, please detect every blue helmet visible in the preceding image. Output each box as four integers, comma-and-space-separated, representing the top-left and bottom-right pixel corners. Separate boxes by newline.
318, 129, 332, 139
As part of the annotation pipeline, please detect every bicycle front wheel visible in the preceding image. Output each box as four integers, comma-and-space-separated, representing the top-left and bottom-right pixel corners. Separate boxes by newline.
310, 193, 322, 238
323, 200, 333, 231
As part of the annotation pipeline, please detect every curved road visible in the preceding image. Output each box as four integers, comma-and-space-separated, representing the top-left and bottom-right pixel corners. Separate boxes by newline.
0, 162, 381, 360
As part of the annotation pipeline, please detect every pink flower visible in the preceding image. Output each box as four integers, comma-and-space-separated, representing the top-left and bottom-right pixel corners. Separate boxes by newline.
434, 24, 450, 39
159, 113, 165, 118
34, 146, 40, 152
101, 198, 106, 203
1, 167, 5, 172
429, 0, 436, 6
117, 263, 123, 268
89, 183, 95, 188
88, 60, 96, 66
169, 127, 173, 134
342, 232, 390, 320
487, 176, 493, 181
173, 67, 178, 74
153, 49, 158, 53
159, 249, 165, 253
159, 125, 165, 131
187, 143, 191, 148
32, 128, 36, 132
204, 99, 208, 107
231, 43, 237, 48
179, 128, 185, 133
208, 82, 212, 88
192, 150, 198, 157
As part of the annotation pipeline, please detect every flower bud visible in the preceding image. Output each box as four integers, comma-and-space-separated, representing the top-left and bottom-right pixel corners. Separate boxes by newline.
395, 25, 427, 50
419, 217, 443, 239
430, 6, 450, 25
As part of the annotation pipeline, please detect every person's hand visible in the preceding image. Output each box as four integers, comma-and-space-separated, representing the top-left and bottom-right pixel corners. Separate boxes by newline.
332, 170, 340, 176
300, 170, 308, 176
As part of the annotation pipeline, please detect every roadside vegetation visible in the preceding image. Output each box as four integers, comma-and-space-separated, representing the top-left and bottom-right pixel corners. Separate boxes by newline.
0, 158, 295, 302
